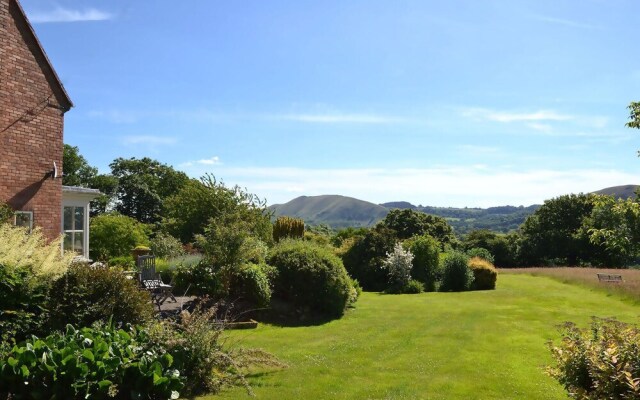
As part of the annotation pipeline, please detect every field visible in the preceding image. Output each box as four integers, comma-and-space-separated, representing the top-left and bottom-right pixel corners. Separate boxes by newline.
200, 273, 640, 400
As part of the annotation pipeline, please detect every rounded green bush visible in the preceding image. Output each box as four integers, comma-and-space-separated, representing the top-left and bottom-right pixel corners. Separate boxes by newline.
468, 257, 498, 290
268, 240, 353, 318
466, 247, 495, 264
228, 263, 272, 308
46, 264, 154, 331
439, 251, 473, 292
404, 234, 441, 292
403, 279, 425, 294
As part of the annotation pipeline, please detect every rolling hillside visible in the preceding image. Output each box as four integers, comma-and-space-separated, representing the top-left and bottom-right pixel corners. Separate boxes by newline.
269, 185, 637, 234
269, 195, 389, 228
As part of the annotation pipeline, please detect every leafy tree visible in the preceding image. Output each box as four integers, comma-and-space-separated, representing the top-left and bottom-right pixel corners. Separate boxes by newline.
62, 145, 98, 187
462, 229, 513, 267
109, 157, 189, 224
584, 196, 640, 267
163, 175, 271, 244
403, 234, 440, 291
627, 101, 640, 130
379, 208, 455, 244
518, 194, 597, 266
383, 243, 414, 290
62, 144, 117, 216
0, 201, 13, 223
89, 213, 150, 261
341, 226, 397, 291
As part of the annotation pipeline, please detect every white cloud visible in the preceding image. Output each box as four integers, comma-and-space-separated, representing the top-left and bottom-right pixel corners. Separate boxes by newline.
29, 7, 113, 23
121, 135, 177, 146
179, 156, 222, 168
531, 15, 599, 30
463, 108, 573, 123
277, 113, 405, 124
192, 165, 637, 208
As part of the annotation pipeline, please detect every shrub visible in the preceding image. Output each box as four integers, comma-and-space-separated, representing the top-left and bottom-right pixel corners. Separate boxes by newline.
547, 318, 640, 399
404, 234, 441, 291
150, 232, 185, 259
0, 225, 74, 342
268, 240, 354, 318
227, 263, 272, 308
383, 243, 414, 291
273, 216, 305, 242
341, 226, 397, 291
439, 251, 473, 292
466, 247, 495, 264
0, 202, 13, 223
468, 257, 498, 290
403, 279, 424, 294
0, 323, 183, 400
107, 255, 135, 269
347, 277, 362, 307
46, 264, 153, 332
148, 306, 285, 396
90, 213, 150, 261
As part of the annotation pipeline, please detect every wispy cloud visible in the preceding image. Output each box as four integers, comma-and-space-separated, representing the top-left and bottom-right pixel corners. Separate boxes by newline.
179, 165, 636, 208
463, 108, 573, 123
276, 113, 406, 124
180, 156, 223, 168
121, 135, 177, 146
29, 7, 113, 23
531, 15, 599, 30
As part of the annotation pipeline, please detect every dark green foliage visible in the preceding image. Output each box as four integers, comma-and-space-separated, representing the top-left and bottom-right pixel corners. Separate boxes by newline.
62, 144, 117, 216
404, 234, 441, 292
268, 240, 353, 318
0, 202, 13, 223
403, 279, 425, 294
462, 229, 514, 267
164, 175, 272, 245
627, 101, 640, 129
548, 318, 640, 399
0, 323, 183, 400
227, 263, 273, 308
150, 232, 185, 259
468, 257, 498, 290
90, 213, 150, 261
110, 157, 190, 224
0, 264, 48, 343
46, 264, 153, 332
466, 247, 495, 264
341, 226, 397, 291
519, 194, 599, 266
439, 252, 473, 292
331, 226, 369, 247
273, 216, 305, 242
107, 255, 135, 269
380, 208, 455, 244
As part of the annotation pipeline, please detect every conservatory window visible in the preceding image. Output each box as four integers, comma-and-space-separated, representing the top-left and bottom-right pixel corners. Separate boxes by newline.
63, 206, 84, 254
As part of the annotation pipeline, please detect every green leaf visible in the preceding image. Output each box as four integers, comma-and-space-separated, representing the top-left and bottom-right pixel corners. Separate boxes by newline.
98, 379, 113, 389
20, 364, 29, 378
82, 349, 95, 362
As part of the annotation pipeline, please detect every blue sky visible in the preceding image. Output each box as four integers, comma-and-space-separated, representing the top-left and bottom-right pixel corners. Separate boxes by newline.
21, 0, 640, 207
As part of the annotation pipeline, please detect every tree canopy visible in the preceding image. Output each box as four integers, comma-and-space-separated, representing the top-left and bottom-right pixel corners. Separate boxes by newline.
379, 208, 454, 245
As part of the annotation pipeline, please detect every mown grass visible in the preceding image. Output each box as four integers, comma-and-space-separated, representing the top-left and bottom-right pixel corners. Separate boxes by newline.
195, 274, 640, 399
504, 267, 640, 303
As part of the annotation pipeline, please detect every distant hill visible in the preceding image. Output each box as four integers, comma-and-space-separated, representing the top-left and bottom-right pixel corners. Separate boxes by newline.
593, 185, 638, 200
270, 195, 539, 234
270, 185, 638, 235
269, 195, 389, 228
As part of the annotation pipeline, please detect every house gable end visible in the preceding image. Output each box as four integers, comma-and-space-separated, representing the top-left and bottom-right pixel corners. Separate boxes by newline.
8, 0, 73, 111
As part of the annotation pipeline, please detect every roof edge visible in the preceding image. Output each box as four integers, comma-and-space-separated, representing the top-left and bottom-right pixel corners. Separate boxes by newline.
12, 0, 73, 111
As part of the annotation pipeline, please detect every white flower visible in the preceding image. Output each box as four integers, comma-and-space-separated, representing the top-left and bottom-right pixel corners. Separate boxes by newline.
170, 390, 180, 399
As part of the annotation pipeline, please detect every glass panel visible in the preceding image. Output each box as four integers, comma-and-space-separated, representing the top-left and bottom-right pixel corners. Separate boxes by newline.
15, 212, 32, 232
63, 207, 73, 231
74, 207, 84, 231
63, 232, 73, 252
73, 232, 84, 255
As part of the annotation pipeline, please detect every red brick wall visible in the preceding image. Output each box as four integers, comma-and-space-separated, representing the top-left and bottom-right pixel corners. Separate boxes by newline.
0, 0, 66, 241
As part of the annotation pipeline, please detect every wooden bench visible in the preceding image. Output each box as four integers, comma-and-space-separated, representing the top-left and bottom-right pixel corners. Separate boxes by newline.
597, 273, 623, 283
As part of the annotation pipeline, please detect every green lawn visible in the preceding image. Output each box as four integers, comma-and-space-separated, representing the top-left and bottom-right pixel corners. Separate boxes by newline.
204, 274, 640, 400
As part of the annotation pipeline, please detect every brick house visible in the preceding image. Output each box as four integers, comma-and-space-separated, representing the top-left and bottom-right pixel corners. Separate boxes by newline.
0, 0, 98, 257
